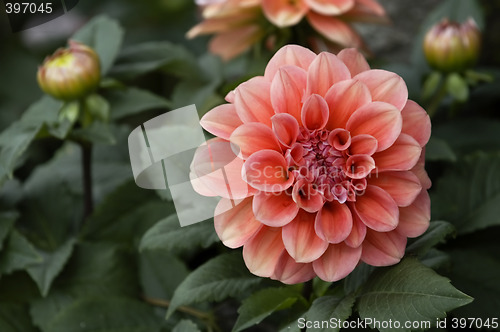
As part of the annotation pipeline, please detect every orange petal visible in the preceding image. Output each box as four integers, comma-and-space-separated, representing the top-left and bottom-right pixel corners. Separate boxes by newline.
230, 123, 281, 159
368, 171, 422, 207
292, 179, 325, 213
265, 45, 316, 80
411, 150, 432, 190
270, 66, 307, 123
373, 133, 421, 171
325, 79, 372, 130
262, 0, 308, 27
354, 69, 408, 111
337, 48, 370, 76
306, 52, 351, 97
243, 226, 285, 277
214, 197, 263, 248
401, 100, 431, 147
328, 128, 351, 151
271, 251, 316, 284
342, 0, 388, 24
361, 229, 406, 266
344, 154, 376, 179
315, 201, 353, 243
312, 242, 362, 282
201, 104, 243, 140
253, 190, 299, 227
307, 12, 363, 48
234, 76, 274, 126
353, 185, 399, 232
346, 101, 402, 152
348, 134, 378, 155
282, 210, 329, 263
187, 11, 257, 38
209, 25, 263, 61
305, 0, 354, 15
397, 190, 430, 238
243, 150, 294, 192
301, 94, 330, 130
271, 113, 300, 149
344, 212, 366, 248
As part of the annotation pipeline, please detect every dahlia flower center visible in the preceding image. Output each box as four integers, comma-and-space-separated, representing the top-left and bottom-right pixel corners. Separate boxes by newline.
287, 127, 369, 204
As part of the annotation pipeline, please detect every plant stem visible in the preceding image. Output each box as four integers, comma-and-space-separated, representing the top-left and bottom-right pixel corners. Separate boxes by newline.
426, 81, 448, 118
81, 142, 93, 220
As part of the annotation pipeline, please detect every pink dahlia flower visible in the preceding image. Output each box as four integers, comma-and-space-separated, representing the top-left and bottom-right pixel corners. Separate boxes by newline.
188, 0, 388, 60
191, 45, 431, 284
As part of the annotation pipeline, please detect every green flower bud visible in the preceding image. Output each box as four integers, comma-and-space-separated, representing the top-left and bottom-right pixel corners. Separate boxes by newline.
37, 41, 101, 101
423, 18, 481, 73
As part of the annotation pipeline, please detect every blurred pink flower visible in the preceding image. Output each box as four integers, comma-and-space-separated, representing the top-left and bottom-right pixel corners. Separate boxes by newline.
188, 0, 388, 60
191, 45, 431, 283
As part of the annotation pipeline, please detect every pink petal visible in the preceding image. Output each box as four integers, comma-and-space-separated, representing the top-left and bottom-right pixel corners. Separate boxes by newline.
306, 52, 351, 97
348, 134, 378, 155
312, 243, 362, 282
301, 94, 330, 130
262, 0, 308, 27
315, 201, 353, 243
401, 100, 431, 147
209, 25, 263, 61
201, 104, 243, 140
411, 150, 432, 190
243, 226, 285, 277
342, 0, 388, 24
225, 90, 236, 103
230, 123, 281, 159
265, 45, 316, 80
353, 185, 399, 232
324, 79, 372, 130
292, 179, 325, 213
282, 210, 329, 263
270, 66, 308, 123
253, 190, 299, 227
214, 197, 263, 248
243, 150, 294, 192
234, 76, 274, 126
306, 0, 354, 15
361, 229, 406, 266
344, 212, 367, 248
271, 251, 316, 284
187, 11, 258, 38
191, 138, 256, 199
328, 129, 351, 151
354, 69, 408, 111
307, 12, 363, 48
368, 171, 422, 207
397, 190, 431, 238
337, 48, 370, 76
346, 101, 402, 152
344, 154, 376, 179
271, 113, 300, 148
373, 133, 421, 171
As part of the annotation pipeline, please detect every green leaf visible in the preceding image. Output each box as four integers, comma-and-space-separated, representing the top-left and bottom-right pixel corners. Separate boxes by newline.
26, 238, 76, 297
425, 137, 457, 162
105, 87, 171, 120
84, 93, 110, 122
233, 287, 302, 332
0, 230, 42, 274
343, 263, 375, 295
72, 15, 124, 75
71, 121, 116, 145
172, 320, 201, 332
420, 249, 450, 270
312, 278, 332, 298
358, 258, 473, 331
406, 221, 456, 256
45, 297, 161, 332
432, 152, 500, 234
167, 252, 261, 318
303, 294, 355, 332
446, 73, 469, 102
140, 214, 219, 253
0, 211, 18, 251
0, 303, 37, 332
421, 72, 443, 100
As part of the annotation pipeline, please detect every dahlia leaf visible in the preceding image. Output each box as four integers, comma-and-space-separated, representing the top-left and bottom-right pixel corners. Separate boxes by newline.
432, 152, 500, 234
139, 214, 218, 253
420, 249, 450, 269
105, 87, 171, 121
0, 211, 17, 252
406, 221, 456, 256
172, 320, 201, 332
425, 137, 456, 162
358, 258, 473, 331
0, 230, 42, 274
166, 252, 261, 318
344, 263, 376, 295
233, 287, 302, 332
72, 15, 124, 75
302, 294, 356, 332
0, 303, 37, 332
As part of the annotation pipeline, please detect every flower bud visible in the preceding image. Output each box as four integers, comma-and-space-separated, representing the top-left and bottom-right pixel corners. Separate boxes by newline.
37, 41, 101, 101
423, 18, 481, 73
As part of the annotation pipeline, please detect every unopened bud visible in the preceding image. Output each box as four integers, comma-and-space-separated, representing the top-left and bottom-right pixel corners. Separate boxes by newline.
423, 18, 481, 73
37, 40, 101, 101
